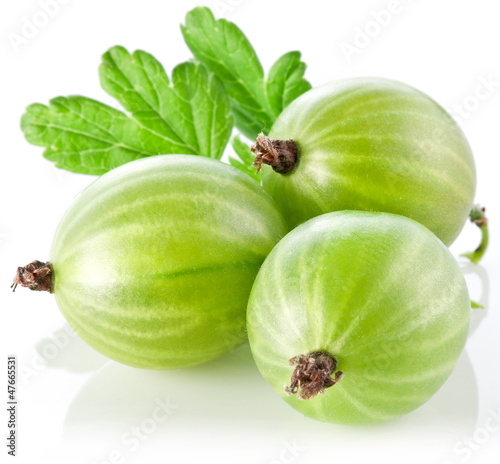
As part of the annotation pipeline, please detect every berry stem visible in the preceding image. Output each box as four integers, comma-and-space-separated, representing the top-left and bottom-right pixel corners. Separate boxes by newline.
11, 260, 53, 293
470, 299, 484, 309
285, 351, 343, 400
251, 133, 298, 174
461, 205, 489, 265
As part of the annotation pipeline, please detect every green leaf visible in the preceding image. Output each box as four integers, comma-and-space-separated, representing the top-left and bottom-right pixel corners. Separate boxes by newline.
181, 7, 271, 140
21, 46, 233, 175
100, 47, 232, 160
21, 97, 170, 175
229, 136, 260, 181
181, 7, 311, 141
266, 51, 312, 117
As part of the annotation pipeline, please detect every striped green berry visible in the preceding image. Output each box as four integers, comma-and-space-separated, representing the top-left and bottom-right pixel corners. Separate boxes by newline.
48, 155, 287, 369
256, 78, 476, 246
247, 211, 470, 424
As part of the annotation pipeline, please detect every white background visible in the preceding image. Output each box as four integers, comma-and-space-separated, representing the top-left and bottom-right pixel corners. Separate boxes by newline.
1, 0, 499, 463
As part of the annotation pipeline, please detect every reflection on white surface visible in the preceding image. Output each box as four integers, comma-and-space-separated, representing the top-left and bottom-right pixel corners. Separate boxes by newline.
54, 344, 479, 464
461, 262, 491, 336
33, 325, 109, 374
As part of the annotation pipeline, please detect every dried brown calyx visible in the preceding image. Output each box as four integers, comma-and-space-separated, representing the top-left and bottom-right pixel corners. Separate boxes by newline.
251, 133, 298, 174
285, 351, 343, 400
11, 260, 53, 293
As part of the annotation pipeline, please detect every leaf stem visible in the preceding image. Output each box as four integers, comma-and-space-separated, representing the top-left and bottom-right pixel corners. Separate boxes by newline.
461, 205, 489, 265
